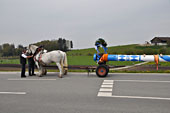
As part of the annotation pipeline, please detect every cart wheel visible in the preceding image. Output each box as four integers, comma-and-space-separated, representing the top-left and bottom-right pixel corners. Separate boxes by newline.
96, 65, 109, 77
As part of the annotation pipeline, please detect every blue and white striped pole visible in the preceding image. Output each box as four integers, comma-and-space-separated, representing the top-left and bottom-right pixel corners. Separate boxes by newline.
94, 54, 170, 62
93, 54, 170, 70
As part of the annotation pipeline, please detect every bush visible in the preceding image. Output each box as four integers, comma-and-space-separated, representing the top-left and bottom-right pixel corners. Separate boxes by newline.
144, 48, 154, 55
125, 49, 136, 55
167, 40, 170, 47
87, 53, 93, 56
159, 48, 167, 54
136, 50, 144, 55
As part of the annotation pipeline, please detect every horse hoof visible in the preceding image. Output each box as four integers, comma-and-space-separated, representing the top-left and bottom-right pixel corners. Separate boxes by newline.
38, 74, 43, 77
64, 70, 67, 75
58, 74, 62, 78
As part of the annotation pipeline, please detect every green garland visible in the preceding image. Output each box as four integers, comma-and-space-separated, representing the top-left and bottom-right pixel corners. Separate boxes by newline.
95, 38, 107, 47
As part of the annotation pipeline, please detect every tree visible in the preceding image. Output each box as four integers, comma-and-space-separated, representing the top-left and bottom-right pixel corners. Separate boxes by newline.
0, 38, 72, 56
62, 38, 67, 52
0, 45, 2, 57
15, 44, 24, 56
2, 43, 15, 56
34, 40, 59, 51
18, 44, 24, 49
0, 45, 2, 52
167, 40, 170, 47
58, 38, 68, 51
58, 38, 63, 50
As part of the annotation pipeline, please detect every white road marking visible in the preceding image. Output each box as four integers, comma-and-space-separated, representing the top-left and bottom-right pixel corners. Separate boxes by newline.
98, 80, 114, 97
110, 95, 170, 101
114, 80, 170, 83
104, 80, 114, 83
98, 79, 170, 101
8, 79, 57, 81
98, 92, 112, 97
101, 85, 113, 88
99, 88, 112, 92
102, 82, 114, 85
0, 92, 26, 95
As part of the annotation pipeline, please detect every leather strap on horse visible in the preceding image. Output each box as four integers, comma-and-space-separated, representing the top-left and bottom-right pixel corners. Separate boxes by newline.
34, 52, 46, 66
38, 53, 46, 66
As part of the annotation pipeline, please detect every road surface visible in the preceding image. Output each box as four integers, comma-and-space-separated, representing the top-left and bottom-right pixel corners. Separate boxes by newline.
0, 72, 170, 113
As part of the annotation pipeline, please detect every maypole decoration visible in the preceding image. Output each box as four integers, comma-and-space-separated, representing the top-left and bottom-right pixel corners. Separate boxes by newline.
94, 38, 170, 77
94, 38, 108, 65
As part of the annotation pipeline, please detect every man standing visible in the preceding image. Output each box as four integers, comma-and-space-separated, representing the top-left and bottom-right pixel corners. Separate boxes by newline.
28, 53, 36, 76
20, 48, 33, 78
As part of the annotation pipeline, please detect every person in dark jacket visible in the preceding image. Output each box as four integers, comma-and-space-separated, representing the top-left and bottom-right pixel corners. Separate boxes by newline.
20, 48, 33, 78
28, 53, 36, 76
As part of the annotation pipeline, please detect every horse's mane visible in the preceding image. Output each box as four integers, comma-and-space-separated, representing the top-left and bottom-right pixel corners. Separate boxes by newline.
30, 44, 38, 49
28, 44, 38, 54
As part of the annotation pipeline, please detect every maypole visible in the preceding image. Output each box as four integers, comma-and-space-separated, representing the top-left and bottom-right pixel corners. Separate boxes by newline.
94, 38, 170, 77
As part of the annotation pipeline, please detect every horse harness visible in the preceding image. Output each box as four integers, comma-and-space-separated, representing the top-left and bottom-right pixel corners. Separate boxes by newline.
34, 51, 46, 66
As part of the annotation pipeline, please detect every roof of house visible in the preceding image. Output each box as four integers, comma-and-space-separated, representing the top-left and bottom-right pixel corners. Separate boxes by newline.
151, 37, 170, 43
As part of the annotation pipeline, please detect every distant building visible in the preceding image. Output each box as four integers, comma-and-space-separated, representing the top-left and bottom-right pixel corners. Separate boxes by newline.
150, 37, 170, 45
66, 40, 71, 49
66, 40, 73, 50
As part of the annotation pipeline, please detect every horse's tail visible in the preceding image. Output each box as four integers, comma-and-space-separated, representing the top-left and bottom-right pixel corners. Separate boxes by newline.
63, 52, 68, 72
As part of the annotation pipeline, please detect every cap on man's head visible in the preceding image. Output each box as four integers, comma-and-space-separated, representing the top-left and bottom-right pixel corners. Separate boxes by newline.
39, 45, 44, 48
22, 47, 27, 52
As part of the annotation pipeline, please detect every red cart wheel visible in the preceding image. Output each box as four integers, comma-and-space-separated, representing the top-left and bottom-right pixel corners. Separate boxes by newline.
96, 65, 109, 77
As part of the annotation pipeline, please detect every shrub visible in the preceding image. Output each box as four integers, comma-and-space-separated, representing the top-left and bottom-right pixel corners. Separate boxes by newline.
144, 48, 154, 55
125, 49, 136, 55
159, 48, 167, 54
167, 40, 170, 47
136, 50, 144, 55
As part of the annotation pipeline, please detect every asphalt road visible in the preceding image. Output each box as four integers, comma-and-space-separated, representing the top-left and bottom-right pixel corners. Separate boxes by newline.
0, 72, 170, 113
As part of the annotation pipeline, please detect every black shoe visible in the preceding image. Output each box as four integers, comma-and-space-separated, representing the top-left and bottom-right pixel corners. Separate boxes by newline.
21, 76, 26, 78
29, 74, 33, 76
32, 74, 36, 76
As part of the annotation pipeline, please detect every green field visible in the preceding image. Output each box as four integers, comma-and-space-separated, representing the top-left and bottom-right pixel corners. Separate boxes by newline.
0, 58, 19, 64
0, 56, 140, 66
67, 56, 141, 66
67, 44, 170, 56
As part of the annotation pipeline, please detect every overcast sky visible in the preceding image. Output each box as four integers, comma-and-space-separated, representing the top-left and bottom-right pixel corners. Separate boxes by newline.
0, 0, 170, 49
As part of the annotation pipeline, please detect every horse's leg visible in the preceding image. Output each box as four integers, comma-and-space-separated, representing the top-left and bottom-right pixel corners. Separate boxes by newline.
35, 60, 44, 77
60, 59, 64, 76
35, 61, 39, 69
43, 68, 47, 75
63, 53, 68, 75
38, 66, 43, 77
42, 67, 45, 75
56, 63, 63, 78
35, 61, 40, 76
63, 67, 67, 75
42, 68, 47, 75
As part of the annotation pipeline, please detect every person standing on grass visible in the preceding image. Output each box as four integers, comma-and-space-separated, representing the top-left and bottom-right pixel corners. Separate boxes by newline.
20, 48, 33, 78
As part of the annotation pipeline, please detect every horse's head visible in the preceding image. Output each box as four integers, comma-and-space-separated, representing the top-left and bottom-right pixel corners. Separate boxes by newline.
26, 44, 38, 55
26, 45, 31, 54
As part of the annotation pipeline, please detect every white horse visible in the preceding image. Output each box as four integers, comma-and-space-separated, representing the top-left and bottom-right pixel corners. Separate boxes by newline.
27, 45, 68, 78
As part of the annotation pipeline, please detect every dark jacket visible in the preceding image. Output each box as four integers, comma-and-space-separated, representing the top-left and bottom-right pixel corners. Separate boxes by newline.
20, 54, 27, 64
28, 57, 35, 65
